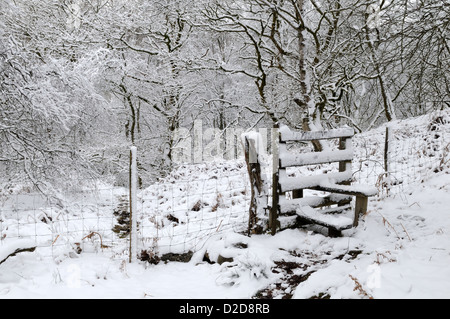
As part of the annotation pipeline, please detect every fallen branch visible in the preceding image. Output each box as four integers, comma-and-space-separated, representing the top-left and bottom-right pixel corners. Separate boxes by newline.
0, 244, 36, 266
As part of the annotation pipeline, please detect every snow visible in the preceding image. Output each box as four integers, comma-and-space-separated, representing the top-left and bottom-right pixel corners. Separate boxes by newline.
295, 205, 353, 230
279, 194, 351, 214
317, 181, 379, 197
1, 111, 450, 299
280, 147, 354, 167
304, 171, 450, 299
279, 169, 353, 192
279, 124, 354, 142
0, 240, 35, 264
241, 131, 267, 161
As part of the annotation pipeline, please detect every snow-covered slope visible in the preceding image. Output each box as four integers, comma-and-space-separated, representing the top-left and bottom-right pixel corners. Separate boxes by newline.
136, 159, 251, 256
0, 110, 449, 299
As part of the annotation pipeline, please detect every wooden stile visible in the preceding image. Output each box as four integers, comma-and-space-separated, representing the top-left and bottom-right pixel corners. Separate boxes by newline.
273, 125, 377, 236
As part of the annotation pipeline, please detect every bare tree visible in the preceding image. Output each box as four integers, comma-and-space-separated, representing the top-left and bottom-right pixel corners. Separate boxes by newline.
0, 0, 103, 194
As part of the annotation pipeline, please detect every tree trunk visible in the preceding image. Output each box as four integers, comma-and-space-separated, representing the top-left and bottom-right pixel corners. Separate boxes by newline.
296, 0, 311, 113
294, 0, 323, 152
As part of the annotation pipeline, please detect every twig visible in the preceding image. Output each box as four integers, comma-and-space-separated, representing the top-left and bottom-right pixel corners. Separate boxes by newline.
377, 211, 401, 239
400, 223, 412, 242
82, 231, 109, 248
376, 251, 396, 264
52, 234, 60, 246
215, 219, 223, 232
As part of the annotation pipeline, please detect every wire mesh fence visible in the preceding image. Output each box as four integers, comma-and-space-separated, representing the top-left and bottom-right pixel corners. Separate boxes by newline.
1, 110, 448, 261
0, 181, 129, 259
353, 110, 449, 198
0, 169, 251, 261
136, 172, 250, 257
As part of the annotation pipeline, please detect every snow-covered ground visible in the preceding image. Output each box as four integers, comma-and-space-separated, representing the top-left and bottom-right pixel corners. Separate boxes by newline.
0, 111, 449, 299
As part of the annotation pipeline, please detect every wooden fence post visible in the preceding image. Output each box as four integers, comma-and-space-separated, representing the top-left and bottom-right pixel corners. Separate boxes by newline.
383, 126, 391, 195
384, 126, 390, 173
269, 123, 279, 235
129, 146, 138, 263
244, 136, 265, 235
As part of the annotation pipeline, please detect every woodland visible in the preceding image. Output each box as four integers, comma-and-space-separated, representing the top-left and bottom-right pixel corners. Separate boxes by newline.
1, 0, 448, 193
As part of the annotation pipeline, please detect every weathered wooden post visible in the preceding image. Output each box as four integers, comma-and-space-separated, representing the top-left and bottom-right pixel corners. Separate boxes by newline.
269, 123, 279, 235
383, 126, 391, 196
354, 196, 368, 227
384, 126, 390, 174
129, 146, 138, 263
339, 136, 352, 184
243, 134, 266, 235
338, 134, 353, 230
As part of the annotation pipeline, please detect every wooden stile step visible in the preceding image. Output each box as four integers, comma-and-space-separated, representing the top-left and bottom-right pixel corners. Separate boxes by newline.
295, 205, 353, 231
280, 126, 354, 142
279, 147, 354, 167
312, 182, 379, 197
279, 194, 352, 214
278, 170, 353, 193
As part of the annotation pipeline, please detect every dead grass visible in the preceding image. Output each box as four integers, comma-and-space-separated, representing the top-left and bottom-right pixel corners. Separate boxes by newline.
349, 275, 374, 299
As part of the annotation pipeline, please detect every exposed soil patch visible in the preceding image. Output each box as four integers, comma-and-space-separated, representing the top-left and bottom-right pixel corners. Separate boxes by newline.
253, 249, 364, 299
